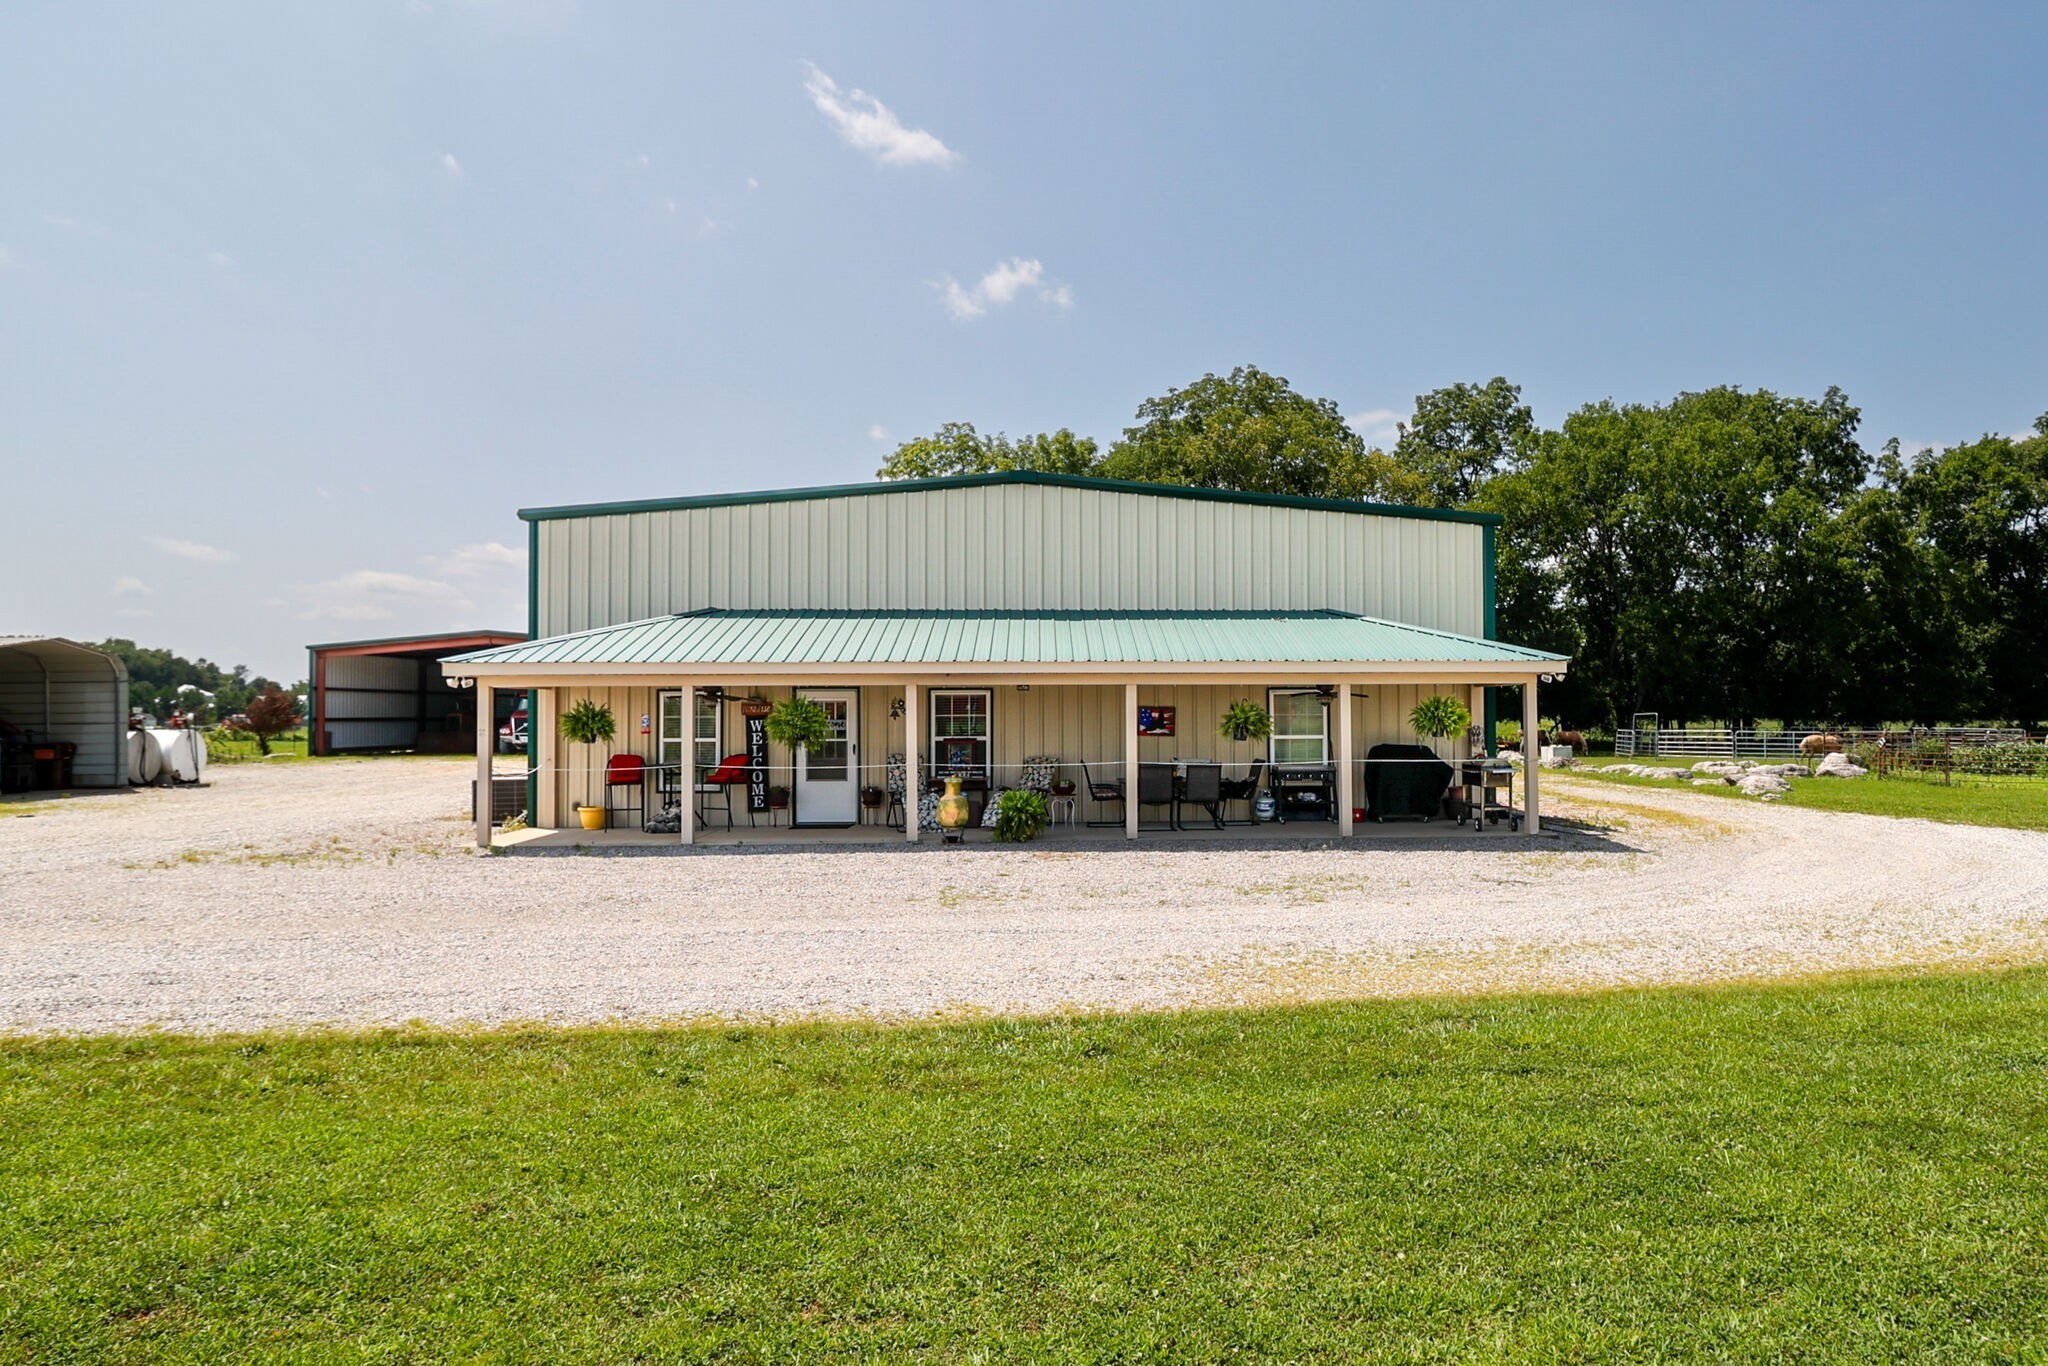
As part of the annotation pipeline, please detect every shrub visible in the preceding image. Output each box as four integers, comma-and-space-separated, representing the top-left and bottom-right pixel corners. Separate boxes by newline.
1496, 719, 1524, 748
992, 789, 1050, 842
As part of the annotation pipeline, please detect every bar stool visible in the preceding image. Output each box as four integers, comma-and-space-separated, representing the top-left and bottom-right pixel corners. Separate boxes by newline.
603, 754, 645, 830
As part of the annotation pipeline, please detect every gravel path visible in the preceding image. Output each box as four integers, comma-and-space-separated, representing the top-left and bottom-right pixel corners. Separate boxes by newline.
2, 759, 2045, 1035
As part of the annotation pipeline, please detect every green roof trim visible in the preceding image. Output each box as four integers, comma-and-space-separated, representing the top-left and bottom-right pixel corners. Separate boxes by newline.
444, 609, 1566, 670
516, 469, 1502, 528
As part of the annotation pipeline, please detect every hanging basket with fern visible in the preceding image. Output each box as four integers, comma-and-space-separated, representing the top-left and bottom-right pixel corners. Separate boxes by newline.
1218, 699, 1273, 743
764, 695, 834, 752
558, 699, 617, 746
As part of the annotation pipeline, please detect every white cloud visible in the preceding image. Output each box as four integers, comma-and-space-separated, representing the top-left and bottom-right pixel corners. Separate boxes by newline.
442, 152, 464, 178
936, 257, 1074, 321
422, 541, 524, 584
207, 251, 233, 269
746, 176, 759, 191
296, 570, 474, 623
1347, 408, 1405, 446
147, 536, 236, 564
802, 62, 958, 168
110, 576, 151, 598
294, 541, 525, 623
868, 424, 889, 443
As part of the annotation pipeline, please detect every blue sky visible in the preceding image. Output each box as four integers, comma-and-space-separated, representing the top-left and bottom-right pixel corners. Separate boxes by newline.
3, 1, 2043, 679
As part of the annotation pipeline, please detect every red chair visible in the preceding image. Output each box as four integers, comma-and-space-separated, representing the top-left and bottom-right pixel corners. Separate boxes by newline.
698, 752, 753, 830
604, 754, 645, 831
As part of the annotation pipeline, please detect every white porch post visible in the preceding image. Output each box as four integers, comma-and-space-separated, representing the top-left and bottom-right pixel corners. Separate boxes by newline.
1522, 676, 1542, 834
1336, 681, 1354, 837
474, 685, 492, 849
678, 680, 694, 847
1124, 682, 1139, 840
904, 681, 920, 843
535, 688, 558, 829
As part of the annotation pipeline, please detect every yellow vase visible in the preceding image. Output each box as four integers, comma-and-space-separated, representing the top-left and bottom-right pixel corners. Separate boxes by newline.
936, 774, 970, 837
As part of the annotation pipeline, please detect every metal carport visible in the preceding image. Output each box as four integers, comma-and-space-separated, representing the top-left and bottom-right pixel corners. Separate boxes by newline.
0, 636, 131, 789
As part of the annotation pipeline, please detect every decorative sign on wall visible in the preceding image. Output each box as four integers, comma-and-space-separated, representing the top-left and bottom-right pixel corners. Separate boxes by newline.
744, 710, 769, 811
1136, 705, 1176, 737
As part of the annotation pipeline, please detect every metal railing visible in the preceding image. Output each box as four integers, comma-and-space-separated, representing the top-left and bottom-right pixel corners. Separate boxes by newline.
1616, 725, 2030, 759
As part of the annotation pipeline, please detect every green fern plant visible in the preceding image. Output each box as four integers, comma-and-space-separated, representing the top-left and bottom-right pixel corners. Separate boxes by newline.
764, 695, 834, 751
992, 788, 1049, 842
1218, 699, 1273, 742
558, 699, 616, 746
1409, 694, 1471, 759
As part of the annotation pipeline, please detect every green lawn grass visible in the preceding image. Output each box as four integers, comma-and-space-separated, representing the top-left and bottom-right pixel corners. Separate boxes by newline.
6, 971, 2047, 1360
1566, 756, 2048, 832
203, 728, 310, 762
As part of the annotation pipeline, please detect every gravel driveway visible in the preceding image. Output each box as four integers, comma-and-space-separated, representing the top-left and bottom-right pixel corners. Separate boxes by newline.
3, 758, 2045, 1035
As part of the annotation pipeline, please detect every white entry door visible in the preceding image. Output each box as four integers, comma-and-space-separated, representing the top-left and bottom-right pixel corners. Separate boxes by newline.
794, 689, 859, 825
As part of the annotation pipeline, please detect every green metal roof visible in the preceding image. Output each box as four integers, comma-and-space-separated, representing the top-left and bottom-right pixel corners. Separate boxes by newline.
444, 610, 1565, 669
517, 469, 1502, 528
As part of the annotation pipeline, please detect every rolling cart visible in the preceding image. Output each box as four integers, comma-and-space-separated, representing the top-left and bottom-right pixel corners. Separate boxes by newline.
1459, 760, 1521, 832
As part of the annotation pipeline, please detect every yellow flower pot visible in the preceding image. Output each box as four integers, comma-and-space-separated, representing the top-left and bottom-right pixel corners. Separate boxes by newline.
577, 805, 606, 831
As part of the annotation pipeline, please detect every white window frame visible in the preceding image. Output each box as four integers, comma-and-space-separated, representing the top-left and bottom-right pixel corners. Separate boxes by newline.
657, 689, 723, 788
1267, 688, 1330, 766
928, 687, 993, 780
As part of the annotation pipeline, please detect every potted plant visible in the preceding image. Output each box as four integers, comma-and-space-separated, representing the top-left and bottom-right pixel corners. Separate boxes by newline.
1408, 694, 1471, 763
860, 785, 885, 809
765, 695, 834, 752
558, 698, 616, 830
1050, 775, 1076, 797
1219, 699, 1273, 744
992, 788, 1049, 842
767, 785, 791, 810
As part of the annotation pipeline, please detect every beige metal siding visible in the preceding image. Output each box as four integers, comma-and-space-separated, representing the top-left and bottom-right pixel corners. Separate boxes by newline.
540, 680, 1477, 827
537, 484, 1484, 639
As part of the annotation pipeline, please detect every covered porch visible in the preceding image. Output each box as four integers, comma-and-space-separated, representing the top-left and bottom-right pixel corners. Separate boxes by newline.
443, 610, 1567, 851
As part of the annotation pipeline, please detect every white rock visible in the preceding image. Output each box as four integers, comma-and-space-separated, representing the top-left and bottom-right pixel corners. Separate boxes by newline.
1692, 761, 1747, 777
1814, 752, 1868, 778
1736, 773, 1792, 797
1750, 763, 1809, 778
1644, 767, 1693, 781
1692, 777, 1731, 787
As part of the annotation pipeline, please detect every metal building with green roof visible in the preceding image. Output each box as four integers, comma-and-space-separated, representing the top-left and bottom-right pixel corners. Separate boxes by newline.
444, 471, 1567, 846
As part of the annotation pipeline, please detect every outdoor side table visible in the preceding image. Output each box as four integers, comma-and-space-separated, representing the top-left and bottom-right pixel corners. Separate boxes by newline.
1046, 794, 1077, 828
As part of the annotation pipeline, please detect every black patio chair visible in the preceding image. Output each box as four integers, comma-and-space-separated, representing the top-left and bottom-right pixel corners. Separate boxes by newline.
1136, 762, 1178, 830
1174, 762, 1225, 830
1217, 760, 1265, 825
1082, 760, 1126, 827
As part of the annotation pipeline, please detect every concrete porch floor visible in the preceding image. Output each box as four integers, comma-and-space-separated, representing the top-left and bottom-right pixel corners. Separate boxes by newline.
493, 810, 1541, 854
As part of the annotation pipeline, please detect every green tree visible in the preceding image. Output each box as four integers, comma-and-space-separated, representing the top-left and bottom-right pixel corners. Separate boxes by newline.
1482, 386, 1870, 727
1100, 365, 1388, 500
877, 423, 1100, 480
1393, 377, 1541, 507
1885, 420, 2048, 723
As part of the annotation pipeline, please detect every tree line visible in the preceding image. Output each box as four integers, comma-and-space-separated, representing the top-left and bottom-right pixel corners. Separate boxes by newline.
94, 639, 299, 725
877, 367, 2048, 729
